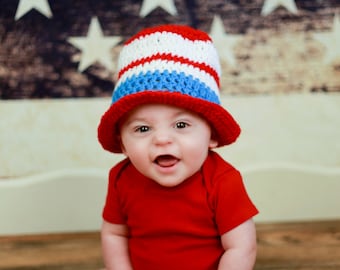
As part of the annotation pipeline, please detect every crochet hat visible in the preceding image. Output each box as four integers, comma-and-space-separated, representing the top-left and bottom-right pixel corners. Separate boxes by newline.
98, 24, 240, 153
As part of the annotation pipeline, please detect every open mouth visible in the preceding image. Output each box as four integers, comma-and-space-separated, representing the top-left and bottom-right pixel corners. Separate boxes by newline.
154, 155, 179, 168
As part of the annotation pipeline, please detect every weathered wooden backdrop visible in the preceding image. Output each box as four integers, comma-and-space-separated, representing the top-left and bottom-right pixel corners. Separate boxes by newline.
0, 0, 339, 99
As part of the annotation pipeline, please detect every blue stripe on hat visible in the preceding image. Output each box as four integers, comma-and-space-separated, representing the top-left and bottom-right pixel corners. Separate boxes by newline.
112, 70, 220, 105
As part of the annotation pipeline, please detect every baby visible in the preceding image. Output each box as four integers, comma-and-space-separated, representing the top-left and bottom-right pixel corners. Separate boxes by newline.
98, 24, 258, 270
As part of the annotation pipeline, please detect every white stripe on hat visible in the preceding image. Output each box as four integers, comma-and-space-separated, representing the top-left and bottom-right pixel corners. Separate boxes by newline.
118, 31, 221, 76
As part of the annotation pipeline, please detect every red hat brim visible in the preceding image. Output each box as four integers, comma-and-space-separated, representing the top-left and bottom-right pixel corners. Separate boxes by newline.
98, 91, 241, 153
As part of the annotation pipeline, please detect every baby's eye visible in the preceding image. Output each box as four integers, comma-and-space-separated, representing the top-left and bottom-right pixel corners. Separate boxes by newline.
135, 126, 150, 133
175, 121, 189, 129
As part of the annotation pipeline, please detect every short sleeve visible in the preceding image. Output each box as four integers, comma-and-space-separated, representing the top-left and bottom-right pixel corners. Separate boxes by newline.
102, 161, 128, 224
211, 168, 258, 235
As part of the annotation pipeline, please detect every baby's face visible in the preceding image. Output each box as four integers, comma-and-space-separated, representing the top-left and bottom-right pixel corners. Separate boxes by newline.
119, 104, 217, 187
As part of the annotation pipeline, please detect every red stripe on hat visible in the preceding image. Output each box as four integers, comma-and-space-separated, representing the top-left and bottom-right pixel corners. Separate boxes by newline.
125, 25, 212, 45
118, 53, 220, 88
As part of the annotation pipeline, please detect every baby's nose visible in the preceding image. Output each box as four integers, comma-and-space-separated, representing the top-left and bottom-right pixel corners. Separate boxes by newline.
153, 129, 173, 145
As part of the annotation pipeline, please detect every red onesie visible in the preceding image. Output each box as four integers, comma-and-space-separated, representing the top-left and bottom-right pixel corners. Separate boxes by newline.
103, 151, 258, 270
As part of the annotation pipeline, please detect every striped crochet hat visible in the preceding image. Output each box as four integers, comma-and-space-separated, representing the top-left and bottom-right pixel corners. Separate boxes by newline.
98, 24, 240, 153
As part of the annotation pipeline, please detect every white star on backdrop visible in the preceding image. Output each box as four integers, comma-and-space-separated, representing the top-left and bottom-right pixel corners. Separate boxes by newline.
15, 0, 52, 20
139, 0, 177, 17
209, 15, 241, 67
68, 17, 122, 72
261, 0, 298, 16
313, 14, 340, 64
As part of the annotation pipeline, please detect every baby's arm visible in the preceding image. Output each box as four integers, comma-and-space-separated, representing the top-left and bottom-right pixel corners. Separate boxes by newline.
101, 220, 133, 270
218, 219, 257, 270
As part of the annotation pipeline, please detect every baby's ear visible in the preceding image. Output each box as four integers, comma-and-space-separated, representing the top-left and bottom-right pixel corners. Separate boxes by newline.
117, 134, 126, 154
209, 138, 218, 149
209, 129, 218, 149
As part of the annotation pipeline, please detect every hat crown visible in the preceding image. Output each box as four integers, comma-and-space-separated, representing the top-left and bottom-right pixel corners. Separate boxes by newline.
112, 24, 221, 105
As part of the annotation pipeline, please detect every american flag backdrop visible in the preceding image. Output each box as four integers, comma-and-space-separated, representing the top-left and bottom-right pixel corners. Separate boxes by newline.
0, 0, 339, 99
